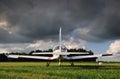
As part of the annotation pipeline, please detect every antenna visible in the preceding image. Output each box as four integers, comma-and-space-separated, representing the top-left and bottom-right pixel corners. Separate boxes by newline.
59, 27, 62, 52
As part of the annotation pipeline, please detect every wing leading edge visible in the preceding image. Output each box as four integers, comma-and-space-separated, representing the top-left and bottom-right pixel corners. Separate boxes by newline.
7, 54, 59, 60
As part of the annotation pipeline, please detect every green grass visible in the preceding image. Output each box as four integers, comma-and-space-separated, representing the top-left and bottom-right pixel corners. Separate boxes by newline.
0, 62, 120, 79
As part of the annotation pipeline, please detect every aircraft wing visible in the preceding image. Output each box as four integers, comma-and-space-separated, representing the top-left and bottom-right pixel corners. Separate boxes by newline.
63, 53, 113, 60
63, 54, 101, 60
7, 55, 58, 60
32, 52, 53, 55
101, 53, 112, 56
7, 55, 19, 59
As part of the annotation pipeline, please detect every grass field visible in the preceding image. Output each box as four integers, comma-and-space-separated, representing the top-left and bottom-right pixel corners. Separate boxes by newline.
0, 62, 120, 79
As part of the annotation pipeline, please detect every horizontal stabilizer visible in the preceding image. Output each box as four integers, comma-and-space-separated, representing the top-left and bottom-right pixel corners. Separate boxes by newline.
33, 52, 89, 55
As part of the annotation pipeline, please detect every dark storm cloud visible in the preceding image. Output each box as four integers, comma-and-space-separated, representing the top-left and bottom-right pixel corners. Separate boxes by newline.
0, 0, 119, 43
87, 0, 120, 42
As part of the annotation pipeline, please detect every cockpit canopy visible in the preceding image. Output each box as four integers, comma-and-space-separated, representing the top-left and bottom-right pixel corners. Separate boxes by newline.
53, 45, 67, 52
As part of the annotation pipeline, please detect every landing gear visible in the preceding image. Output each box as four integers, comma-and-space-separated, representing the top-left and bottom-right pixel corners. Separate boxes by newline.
46, 62, 50, 67
71, 62, 74, 66
98, 62, 102, 65
58, 59, 61, 66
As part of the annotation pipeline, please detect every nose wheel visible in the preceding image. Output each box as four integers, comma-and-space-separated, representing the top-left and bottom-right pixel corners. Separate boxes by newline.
58, 55, 62, 66
71, 62, 74, 66
59, 59, 61, 66
46, 62, 50, 67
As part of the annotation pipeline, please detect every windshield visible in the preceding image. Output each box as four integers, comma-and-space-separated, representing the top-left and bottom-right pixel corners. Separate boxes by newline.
53, 45, 67, 52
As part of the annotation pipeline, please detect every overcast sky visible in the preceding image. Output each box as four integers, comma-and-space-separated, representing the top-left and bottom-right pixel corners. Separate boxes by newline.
0, 0, 120, 54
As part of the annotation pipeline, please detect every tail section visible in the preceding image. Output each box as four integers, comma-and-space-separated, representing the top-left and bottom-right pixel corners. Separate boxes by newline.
59, 27, 62, 52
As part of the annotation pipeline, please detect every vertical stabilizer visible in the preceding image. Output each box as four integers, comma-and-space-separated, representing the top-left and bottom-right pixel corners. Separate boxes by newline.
59, 27, 62, 52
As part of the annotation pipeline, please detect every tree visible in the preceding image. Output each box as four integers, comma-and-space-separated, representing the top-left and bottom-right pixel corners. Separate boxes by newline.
35, 50, 42, 52
29, 51, 35, 55
88, 50, 94, 55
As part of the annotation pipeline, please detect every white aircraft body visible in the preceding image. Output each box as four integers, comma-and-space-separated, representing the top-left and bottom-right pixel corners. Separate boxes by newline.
7, 27, 113, 66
